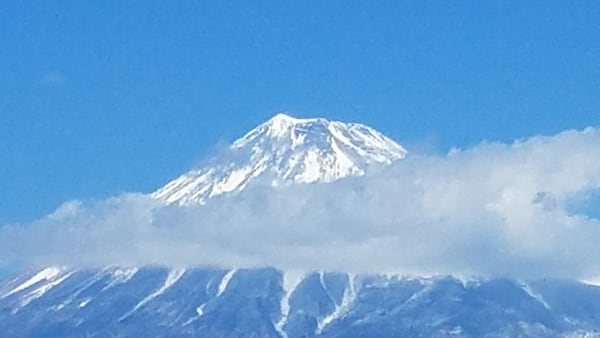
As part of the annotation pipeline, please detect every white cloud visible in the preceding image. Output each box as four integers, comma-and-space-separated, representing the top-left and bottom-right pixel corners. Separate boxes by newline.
2, 127, 600, 279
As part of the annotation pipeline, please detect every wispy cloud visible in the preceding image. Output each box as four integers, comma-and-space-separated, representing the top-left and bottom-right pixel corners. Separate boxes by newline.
2, 127, 600, 279
38, 71, 67, 87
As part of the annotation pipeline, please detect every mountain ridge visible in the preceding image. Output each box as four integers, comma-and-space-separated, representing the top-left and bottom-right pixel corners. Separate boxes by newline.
2, 266, 600, 337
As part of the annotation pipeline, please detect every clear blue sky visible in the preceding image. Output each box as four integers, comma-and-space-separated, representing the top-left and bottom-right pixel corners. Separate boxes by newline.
1, 1, 599, 223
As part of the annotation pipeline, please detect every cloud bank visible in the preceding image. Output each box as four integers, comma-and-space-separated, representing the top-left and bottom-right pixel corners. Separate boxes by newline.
2, 127, 600, 279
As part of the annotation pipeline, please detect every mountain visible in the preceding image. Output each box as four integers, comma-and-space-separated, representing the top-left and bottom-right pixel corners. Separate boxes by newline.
2, 113, 600, 337
1, 267, 600, 337
152, 113, 407, 205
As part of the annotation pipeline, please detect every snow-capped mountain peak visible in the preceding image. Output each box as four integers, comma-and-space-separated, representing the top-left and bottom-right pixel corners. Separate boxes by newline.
152, 113, 407, 205
233, 112, 315, 142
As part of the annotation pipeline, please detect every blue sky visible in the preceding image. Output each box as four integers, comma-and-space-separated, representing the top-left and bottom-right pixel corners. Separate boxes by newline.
1, 1, 599, 224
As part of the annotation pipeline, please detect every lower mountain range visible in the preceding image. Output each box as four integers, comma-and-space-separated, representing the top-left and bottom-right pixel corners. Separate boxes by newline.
1, 267, 600, 337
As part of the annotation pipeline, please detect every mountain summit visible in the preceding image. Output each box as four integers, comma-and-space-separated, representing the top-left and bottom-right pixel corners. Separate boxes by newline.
152, 113, 407, 205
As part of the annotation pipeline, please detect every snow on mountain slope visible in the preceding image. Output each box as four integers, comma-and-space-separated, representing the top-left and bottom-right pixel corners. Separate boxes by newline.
3, 267, 600, 338
152, 113, 407, 205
